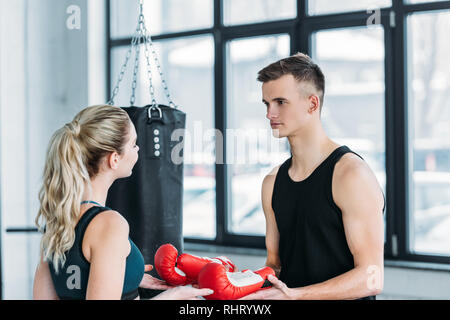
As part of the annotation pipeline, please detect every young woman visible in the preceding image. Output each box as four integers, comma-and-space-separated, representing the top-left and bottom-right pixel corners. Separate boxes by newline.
33, 105, 213, 300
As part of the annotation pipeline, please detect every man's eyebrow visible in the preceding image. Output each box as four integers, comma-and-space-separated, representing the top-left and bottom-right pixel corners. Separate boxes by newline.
262, 97, 288, 103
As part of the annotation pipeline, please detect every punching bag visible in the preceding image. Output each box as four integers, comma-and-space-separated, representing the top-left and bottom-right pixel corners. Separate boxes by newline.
106, 104, 186, 299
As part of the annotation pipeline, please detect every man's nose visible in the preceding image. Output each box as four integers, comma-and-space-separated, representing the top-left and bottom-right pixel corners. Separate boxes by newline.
266, 105, 279, 120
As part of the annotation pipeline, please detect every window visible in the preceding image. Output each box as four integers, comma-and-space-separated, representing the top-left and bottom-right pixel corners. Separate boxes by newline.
111, 35, 216, 239
107, 0, 450, 266
312, 25, 387, 240
312, 26, 386, 196
223, 0, 296, 26
110, 0, 213, 38
407, 10, 450, 256
308, 0, 391, 16
226, 34, 291, 235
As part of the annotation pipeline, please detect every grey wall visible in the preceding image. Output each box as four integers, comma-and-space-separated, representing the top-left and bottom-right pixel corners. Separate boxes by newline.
0, 0, 106, 299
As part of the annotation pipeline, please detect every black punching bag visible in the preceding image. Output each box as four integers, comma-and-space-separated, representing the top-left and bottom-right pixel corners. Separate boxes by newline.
106, 104, 186, 299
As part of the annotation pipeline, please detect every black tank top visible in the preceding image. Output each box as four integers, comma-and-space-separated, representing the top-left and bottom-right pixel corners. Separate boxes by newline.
48, 206, 145, 300
272, 145, 382, 300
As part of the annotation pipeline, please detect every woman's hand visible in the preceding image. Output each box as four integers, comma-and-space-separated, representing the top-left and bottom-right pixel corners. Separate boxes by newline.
141, 264, 214, 300
152, 285, 214, 300
139, 265, 173, 290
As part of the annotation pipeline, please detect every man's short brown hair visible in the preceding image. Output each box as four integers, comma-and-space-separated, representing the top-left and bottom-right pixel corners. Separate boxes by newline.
257, 52, 325, 111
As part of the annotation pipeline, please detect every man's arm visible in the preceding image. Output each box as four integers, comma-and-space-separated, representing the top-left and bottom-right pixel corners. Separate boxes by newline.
290, 154, 385, 300
261, 166, 281, 277
243, 154, 384, 300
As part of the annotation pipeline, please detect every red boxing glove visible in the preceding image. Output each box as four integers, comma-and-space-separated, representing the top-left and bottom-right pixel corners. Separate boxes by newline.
177, 254, 236, 283
215, 256, 236, 272
198, 263, 275, 300
154, 244, 188, 286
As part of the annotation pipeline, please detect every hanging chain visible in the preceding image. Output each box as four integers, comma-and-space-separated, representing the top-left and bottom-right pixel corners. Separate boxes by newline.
130, 27, 142, 106
107, 44, 133, 105
108, 27, 140, 105
108, 0, 177, 108
139, 15, 176, 109
139, 12, 157, 106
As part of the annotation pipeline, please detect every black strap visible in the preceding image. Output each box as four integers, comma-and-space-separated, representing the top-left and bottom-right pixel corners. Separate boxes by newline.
76, 206, 113, 257
76, 206, 112, 233
121, 288, 139, 300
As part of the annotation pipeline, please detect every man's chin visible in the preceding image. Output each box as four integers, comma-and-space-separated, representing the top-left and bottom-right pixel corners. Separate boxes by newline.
272, 129, 286, 138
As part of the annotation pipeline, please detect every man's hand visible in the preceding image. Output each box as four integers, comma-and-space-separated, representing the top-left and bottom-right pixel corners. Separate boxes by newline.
139, 265, 173, 290
240, 275, 295, 300
153, 285, 214, 300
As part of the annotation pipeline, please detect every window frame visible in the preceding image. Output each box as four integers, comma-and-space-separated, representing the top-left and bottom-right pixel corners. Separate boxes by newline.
105, 0, 450, 263
399, 1, 450, 264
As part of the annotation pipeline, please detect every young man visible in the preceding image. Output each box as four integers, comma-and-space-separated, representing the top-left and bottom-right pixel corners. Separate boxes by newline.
243, 53, 385, 300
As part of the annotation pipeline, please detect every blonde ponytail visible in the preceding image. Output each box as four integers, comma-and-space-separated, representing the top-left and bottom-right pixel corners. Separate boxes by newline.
36, 105, 130, 273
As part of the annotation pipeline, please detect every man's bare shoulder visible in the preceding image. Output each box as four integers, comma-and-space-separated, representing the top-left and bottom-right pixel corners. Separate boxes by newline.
334, 152, 374, 182
262, 165, 281, 189
333, 152, 384, 212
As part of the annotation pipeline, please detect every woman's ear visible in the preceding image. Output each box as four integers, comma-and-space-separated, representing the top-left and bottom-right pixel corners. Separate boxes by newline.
107, 151, 120, 170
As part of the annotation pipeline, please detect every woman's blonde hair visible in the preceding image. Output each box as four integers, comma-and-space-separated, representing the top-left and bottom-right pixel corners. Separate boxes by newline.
35, 105, 131, 273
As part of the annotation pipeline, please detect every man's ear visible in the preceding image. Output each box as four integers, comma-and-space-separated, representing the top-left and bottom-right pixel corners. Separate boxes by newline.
107, 151, 120, 170
308, 94, 320, 113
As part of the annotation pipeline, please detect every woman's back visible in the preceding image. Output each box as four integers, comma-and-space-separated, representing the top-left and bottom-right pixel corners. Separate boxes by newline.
48, 205, 145, 300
